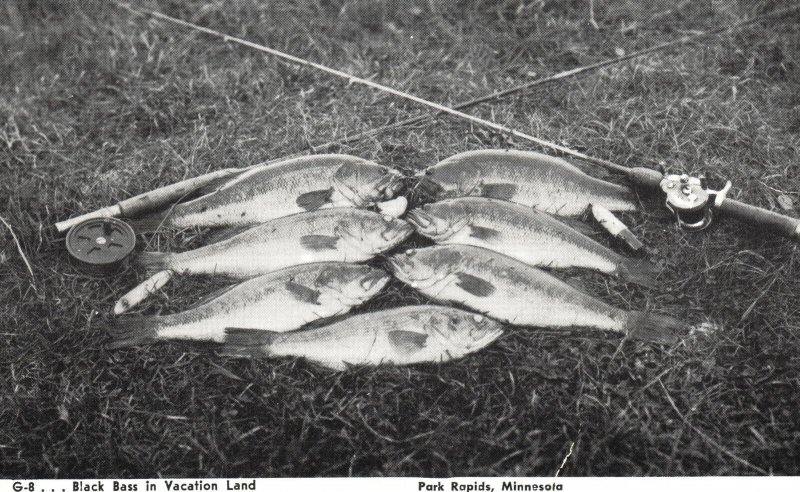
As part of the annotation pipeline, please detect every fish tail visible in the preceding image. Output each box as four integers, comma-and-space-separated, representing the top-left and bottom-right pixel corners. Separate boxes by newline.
623, 311, 684, 344
219, 328, 278, 358
616, 258, 660, 288
137, 252, 174, 276
106, 317, 159, 349
127, 211, 170, 233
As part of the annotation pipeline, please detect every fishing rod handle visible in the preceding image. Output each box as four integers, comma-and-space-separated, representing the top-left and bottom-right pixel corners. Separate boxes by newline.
717, 198, 800, 241
54, 167, 244, 233
627, 167, 665, 191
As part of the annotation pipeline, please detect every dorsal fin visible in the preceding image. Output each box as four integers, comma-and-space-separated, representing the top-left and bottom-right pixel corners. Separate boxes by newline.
186, 283, 240, 309
205, 224, 257, 244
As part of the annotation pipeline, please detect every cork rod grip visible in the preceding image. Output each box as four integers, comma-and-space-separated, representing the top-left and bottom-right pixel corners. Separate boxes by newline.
718, 198, 800, 241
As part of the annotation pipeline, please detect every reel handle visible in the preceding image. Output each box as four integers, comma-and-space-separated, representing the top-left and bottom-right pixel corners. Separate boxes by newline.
717, 198, 800, 241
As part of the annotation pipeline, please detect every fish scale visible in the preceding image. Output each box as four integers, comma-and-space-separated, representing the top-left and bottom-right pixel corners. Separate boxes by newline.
407, 197, 657, 286
129, 155, 403, 231
178, 156, 361, 223
420, 149, 638, 216
106, 263, 390, 347
137, 208, 413, 278
221, 305, 505, 370
388, 245, 683, 343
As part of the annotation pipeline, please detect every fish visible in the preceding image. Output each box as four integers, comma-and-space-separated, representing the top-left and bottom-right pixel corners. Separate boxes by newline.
106, 263, 390, 348
388, 245, 684, 343
220, 305, 504, 370
136, 208, 413, 278
406, 197, 658, 287
129, 154, 404, 232
417, 149, 638, 216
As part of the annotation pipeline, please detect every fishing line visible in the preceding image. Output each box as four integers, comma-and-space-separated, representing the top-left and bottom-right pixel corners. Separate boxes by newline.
113, 2, 799, 176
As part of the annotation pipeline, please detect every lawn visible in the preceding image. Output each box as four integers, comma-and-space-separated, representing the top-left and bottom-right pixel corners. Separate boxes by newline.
1, 0, 799, 477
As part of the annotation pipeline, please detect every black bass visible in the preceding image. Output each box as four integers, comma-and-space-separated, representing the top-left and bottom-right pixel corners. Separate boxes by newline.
137, 209, 413, 278
130, 154, 404, 232
389, 245, 682, 343
107, 263, 389, 348
418, 149, 637, 216
407, 197, 658, 287
220, 305, 504, 370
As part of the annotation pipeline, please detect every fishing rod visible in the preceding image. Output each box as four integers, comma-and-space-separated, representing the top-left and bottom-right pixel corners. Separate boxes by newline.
56, 2, 800, 242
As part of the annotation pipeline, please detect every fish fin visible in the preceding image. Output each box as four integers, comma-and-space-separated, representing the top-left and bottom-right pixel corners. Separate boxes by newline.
469, 224, 501, 240
455, 272, 496, 297
137, 252, 174, 276
300, 234, 339, 251
564, 277, 591, 295
617, 259, 661, 289
563, 157, 612, 179
219, 328, 280, 357
106, 317, 159, 349
127, 211, 170, 233
623, 312, 685, 344
551, 215, 596, 235
186, 283, 239, 309
285, 280, 321, 305
194, 174, 240, 196
387, 330, 428, 354
480, 182, 517, 200
296, 188, 334, 211
205, 224, 256, 244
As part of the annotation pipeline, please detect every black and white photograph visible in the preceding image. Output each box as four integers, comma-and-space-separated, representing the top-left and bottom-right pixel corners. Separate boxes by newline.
1, 0, 799, 481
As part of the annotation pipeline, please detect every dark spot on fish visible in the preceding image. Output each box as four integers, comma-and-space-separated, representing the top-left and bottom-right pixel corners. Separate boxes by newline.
388, 330, 428, 353
480, 182, 518, 200
300, 234, 339, 251
240, 212, 246, 217
454, 272, 496, 297
286, 280, 321, 305
297, 188, 334, 211
200, 206, 208, 212
469, 225, 501, 240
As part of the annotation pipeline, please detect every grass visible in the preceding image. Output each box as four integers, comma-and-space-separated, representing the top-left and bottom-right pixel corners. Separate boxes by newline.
2, 0, 800, 478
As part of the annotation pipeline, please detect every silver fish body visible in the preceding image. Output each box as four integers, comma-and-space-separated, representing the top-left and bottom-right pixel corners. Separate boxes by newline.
130, 154, 404, 231
108, 263, 390, 347
407, 197, 658, 287
389, 245, 681, 343
221, 305, 504, 370
419, 149, 637, 216
137, 208, 413, 278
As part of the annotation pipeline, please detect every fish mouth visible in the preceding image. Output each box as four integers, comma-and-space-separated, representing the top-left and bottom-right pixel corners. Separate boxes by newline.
470, 321, 504, 349
378, 172, 405, 199
386, 254, 413, 280
381, 219, 414, 245
385, 256, 402, 275
360, 269, 389, 292
405, 209, 433, 231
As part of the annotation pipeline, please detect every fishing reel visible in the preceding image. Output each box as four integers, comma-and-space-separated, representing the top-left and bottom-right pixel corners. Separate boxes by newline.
659, 174, 732, 231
